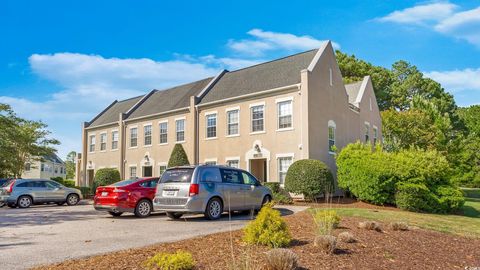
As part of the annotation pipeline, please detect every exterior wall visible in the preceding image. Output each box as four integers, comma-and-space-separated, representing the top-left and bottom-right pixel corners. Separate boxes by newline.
357, 78, 383, 144
22, 160, 66, 179
198, 88, 302, 183
123, 109, 195, 178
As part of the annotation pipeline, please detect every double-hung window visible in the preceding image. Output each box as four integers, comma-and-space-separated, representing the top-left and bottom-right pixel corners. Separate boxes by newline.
278, 157, 293, 185
176, 119, 185, 142
226, 159, 239, 168
277, 100, 292, 129
89, 135, 96, 152
144, 125, 152, 146
130, 127, 138, 147
251, 105, 264, 132
159, 122, 168, 144
111, 131, 119, 150
206, 113, 217, 138
159, 164, 167, 175
100, 133, 107, 151
226, 109, 239, 136
130, 166, 137, 178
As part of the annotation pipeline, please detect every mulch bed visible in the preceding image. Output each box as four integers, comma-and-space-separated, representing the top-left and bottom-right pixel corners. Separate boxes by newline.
35, 209, 480, 270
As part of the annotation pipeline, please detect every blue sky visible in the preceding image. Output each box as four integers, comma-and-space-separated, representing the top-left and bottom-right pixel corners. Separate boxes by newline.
1, 0, 479, 159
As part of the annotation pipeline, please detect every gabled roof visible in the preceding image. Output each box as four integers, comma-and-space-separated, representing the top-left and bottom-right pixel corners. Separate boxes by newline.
345, 81, 363, 105
126, 77, 214, 120
199, 49, 318, 104
42, 153, 64, 164
89, 95, 144, 127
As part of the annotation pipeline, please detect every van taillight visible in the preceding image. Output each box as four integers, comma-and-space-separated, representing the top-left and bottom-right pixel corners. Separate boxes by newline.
8, 181, 15, 193
189, 184, 199, 197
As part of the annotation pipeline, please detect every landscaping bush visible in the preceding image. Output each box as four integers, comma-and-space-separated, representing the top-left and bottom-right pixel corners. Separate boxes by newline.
313, 235, 337, 254
168, 144, 190, 167
243, 203, 291, 248
264, 182, 293, 205
389, 222, 409, 231
434, 185, 465, 213
144, 250, 194, 270
358, 221, 381, 231
51, 177, 65, 184
78, 186, 92, 198
312, 210, 340, 235
265, 248, 298, 270
284, 159, 334, 200
63, 180, 76, 188
93, 168, 121, 188
395, 182, 438, 213
337, 232, 355, 243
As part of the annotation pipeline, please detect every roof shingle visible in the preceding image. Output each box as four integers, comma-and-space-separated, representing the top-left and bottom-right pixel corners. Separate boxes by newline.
89, 96, 144, 127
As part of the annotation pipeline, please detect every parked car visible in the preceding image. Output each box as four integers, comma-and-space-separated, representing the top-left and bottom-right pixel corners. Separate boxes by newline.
153, 165, 272, 220
0, 179, 82, 208
93, 177, 159, 218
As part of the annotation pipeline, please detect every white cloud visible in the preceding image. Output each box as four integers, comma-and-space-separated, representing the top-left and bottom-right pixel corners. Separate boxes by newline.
228, 29, 340, 56
377, 2, 480, 46
424, 68, 480, 92
199, 55, 264, 70
434, 7, 480, 46
377, 2, 457, 24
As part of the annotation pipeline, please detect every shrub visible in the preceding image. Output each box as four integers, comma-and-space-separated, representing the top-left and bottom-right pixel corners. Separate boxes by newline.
168, 144, 190, 167
395, 182, 438, 213
389, 222, 408, 231
93, 168, 121, 188
264, 182, 293, 205
434, 185, 465, 213
243, 204, 291, 248
265, 248, 298, 270
144, 250, 194, 270
78, 186, 92, 198
337, 232, 355, 243
63, 180, 76, 188
313, 235, 336, 254
312, 210, 341, 235
284, 159, 334, 200
51, 177, 64, 184
358, 221, 381, 231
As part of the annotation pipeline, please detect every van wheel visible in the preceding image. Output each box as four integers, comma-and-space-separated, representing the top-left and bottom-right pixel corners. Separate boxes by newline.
204, 198, 223, 220
66, 194, 79, 206
166, 212, 183, 219
17, 196, 32, 208
108, 211, 123, 217
134, 199, 152, 218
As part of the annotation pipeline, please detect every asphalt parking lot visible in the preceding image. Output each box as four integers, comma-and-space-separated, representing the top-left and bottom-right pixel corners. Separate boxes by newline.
0, 201, 306, 270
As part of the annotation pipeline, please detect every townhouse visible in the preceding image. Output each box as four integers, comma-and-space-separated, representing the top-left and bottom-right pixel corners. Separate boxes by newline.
75, 41, 382, 187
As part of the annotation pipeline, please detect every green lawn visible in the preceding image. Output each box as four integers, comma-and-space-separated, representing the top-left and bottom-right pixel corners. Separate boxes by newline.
311, 188, 480, 238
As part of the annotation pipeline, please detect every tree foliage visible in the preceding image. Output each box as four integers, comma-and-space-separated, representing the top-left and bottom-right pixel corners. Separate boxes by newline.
284, 159, 334, 200
65, 151, 77, 179
168, 144, 190, 167
0, 103, 59, 178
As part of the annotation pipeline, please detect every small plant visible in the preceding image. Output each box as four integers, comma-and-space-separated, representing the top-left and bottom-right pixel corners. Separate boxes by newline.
358, 221, 381, 231
389, 222, 409, 231
337, 232, 355, 243
312, 210, 341, 235
264, 248, 298, 270
243, 203, 291, 248
313, 235, 336, 254
264, 183, 293, 205
228, 251, 258, 270
144, 250, 194, 270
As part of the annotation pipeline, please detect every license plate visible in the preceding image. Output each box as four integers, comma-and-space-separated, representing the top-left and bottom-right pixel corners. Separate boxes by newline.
101, 192, 108, 197
163, 190, 176, 197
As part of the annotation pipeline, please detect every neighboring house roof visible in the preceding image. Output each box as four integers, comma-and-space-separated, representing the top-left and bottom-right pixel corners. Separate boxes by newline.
42, 153, 65, 165
345, 81, 363, 105
89, 95, 144, 127
199, 49, 318, 104
127, 77, 213, 120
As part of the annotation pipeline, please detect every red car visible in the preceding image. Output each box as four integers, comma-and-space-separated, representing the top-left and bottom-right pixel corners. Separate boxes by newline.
94, 177, 159, 218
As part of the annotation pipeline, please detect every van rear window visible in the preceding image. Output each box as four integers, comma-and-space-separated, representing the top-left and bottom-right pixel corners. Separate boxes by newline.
160, 168, 194, 183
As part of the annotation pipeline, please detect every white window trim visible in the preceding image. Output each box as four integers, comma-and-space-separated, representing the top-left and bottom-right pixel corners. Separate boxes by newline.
204, 158, 218, 164
88, 134, 96, 153
99, 132, 107, 152
143, 122, 153, 126
143, 124, 153, 147
250, 104, 265, 134
275, 96, 294, 103
329, 68, 333, 86
175, 118, 186, 143
205, 113, 218, 140
277, 154, 294, 187
226, 108, 240, 137
129, 165, 138, 177
225, 156, 240, 162
249, 101, 266, 108
249, 130, 266, 135
157, 162, 167, 166
129, 126, 139, 149
276, 153, 295, 159
328, 120, 336, 155
158, 120, 168, 145
175, 116, 186, 121
111, 130, 119, 151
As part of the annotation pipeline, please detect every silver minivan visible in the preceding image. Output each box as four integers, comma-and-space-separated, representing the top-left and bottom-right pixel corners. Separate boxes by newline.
153, 165, 272, 220
0, 179, 82, 208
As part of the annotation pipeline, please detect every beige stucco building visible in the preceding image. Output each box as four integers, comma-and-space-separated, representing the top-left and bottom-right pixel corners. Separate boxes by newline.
76, 42, 382, 187
22, 154, 67, 179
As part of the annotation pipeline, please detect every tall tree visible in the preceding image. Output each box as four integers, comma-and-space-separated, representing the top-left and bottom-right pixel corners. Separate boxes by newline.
65, 151, 77, 179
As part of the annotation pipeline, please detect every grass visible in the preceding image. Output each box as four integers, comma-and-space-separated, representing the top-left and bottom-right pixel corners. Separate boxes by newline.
310, 188, 480, 239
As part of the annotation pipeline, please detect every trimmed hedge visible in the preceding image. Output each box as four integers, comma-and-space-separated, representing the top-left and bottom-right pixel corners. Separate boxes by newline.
94, 168, 121, 188
168, 144, 190, 167
284, 159, 334, 200
264, 182, 293, 204
337, 142, 465, 213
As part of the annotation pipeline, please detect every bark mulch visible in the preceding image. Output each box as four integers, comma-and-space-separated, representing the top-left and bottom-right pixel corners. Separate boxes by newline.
34, 210, 480, 270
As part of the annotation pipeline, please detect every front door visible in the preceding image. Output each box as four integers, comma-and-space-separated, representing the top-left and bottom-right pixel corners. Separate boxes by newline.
249, 159, 267, 182
143, 166, 153, 177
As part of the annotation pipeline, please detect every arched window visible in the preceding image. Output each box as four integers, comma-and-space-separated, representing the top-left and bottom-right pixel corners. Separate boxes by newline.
328, 120, 336, 154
